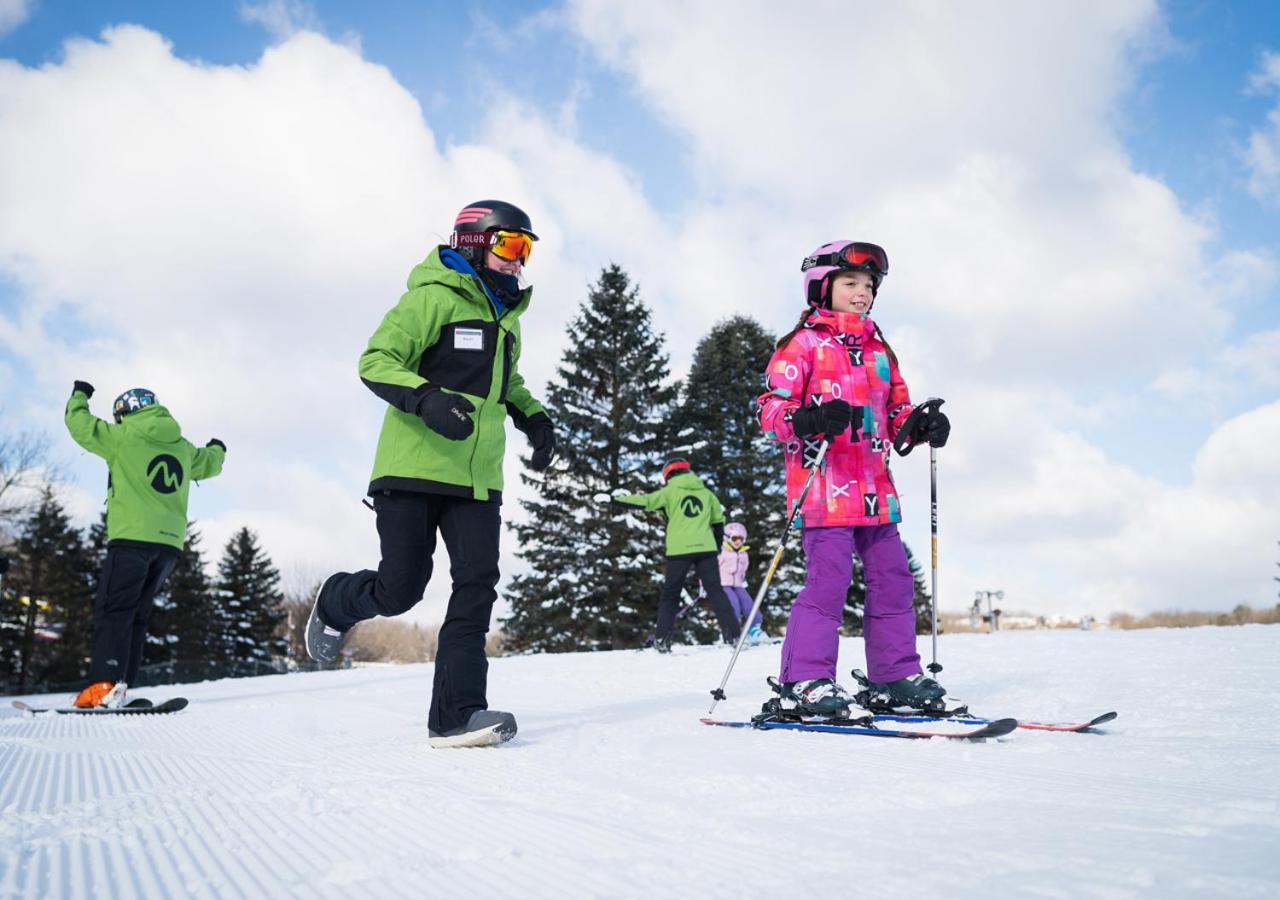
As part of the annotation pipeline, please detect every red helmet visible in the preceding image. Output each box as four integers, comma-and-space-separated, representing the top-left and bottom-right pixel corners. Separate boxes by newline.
662, 458, 692, 482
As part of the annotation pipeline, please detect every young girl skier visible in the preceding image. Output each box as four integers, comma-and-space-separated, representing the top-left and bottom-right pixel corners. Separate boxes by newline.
718, 523, 769, 644
756, 241, 950, 716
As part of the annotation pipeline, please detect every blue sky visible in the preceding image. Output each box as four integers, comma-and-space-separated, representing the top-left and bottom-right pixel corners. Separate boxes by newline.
1, 1, 1277, 619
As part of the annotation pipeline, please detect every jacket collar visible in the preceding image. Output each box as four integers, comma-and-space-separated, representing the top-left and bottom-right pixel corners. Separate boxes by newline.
804, 308, 875, 345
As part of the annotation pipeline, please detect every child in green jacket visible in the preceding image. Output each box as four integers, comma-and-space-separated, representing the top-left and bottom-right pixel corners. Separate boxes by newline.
601, 459, 741, 652
65, 382, 225, 708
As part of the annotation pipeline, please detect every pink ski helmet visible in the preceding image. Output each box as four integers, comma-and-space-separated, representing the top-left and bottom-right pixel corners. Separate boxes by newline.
801, 241, 889, 309
725, 522, 748, 542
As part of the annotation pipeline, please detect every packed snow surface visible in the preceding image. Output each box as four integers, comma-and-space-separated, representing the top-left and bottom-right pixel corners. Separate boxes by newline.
2, 626, 1278, 898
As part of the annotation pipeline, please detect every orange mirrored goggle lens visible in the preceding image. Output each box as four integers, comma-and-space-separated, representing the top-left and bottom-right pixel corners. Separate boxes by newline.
490, 230, 534, 263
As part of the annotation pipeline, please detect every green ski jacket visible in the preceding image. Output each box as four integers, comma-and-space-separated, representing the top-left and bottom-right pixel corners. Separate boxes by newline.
359, 248, 545, 502
615, 472, 726, 557
65, 390, 225, 550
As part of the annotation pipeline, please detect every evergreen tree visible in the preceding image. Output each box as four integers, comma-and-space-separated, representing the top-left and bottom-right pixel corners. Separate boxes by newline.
503, 265, 679, 652
668, 315, 798, 637
2, 489, 94, 689
147, 526, 222, 673
215, 527, 286, 669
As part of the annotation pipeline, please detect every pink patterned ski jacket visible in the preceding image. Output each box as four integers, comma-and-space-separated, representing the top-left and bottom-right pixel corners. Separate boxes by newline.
757, 309, 915, 528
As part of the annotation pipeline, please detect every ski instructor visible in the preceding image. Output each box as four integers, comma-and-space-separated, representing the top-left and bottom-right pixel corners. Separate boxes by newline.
306, 200, 555, 749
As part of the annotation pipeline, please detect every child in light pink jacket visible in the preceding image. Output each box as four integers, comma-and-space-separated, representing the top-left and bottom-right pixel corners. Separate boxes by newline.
718, 522, 768, 642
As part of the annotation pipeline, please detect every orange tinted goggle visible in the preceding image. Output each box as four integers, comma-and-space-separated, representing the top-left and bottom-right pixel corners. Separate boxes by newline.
490, 230, 535, 263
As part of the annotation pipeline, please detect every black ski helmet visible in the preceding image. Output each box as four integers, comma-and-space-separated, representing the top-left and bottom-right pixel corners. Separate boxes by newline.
112, 387, 157, 423
450, 200, 539, 267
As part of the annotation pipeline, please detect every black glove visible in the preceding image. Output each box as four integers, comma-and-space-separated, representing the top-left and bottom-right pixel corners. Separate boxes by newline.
521, 412, 556, 471
922, 410, 950, 447
207, 438, 227, 452
791, 399, 862, 440
895, 398, 949, 455
416, 388, 475, 441
713, 523, 725, 547
73, 380, 95, 398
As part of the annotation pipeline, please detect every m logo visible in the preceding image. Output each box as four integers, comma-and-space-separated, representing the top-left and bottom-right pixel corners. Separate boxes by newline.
679, 496, 704, 518
863, 493, 879, 517
147, 455, 184, 494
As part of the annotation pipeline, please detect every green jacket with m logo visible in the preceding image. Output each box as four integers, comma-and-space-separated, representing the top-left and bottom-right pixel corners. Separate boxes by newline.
65, 390, 225, 550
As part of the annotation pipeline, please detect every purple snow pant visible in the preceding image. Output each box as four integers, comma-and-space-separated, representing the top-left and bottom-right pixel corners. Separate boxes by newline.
724, 586, 763, 627
780, 524, 921, 684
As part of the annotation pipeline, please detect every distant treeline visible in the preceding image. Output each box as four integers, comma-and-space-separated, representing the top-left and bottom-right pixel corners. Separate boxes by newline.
1109, 605, 1280, 629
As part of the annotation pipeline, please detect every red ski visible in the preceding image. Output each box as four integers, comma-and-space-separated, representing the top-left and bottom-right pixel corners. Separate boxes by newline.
874, 711, 1117, 733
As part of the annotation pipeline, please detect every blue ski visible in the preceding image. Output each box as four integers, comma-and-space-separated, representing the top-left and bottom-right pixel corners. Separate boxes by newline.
701, 716, 1017, 740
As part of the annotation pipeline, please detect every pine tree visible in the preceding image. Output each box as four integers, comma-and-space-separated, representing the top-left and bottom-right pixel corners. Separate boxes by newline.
147, 526, 223, 677
3, 489, 94, 689
668, 315, 798, 638
502, 265, 679, 652
215, 527, 286, 670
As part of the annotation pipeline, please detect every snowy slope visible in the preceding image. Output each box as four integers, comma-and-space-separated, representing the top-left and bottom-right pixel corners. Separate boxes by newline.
2, 626, 1278, 899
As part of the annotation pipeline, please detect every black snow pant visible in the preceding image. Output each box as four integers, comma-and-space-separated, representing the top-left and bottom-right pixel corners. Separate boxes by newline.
656, 553, 740, 644
322, 490, 501, 734
88, 542, 180, 685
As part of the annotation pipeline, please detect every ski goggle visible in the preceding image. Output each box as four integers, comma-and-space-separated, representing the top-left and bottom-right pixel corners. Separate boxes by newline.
800, 242, 889, 276
489, 230, 535, 264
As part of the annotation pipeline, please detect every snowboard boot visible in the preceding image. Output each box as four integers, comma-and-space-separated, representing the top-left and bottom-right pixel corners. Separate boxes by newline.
653, 637, 672, 654
762, 676, 872, 722
74, 681, 127, 709
305, 574, 348, 663
428, 710, 518, 749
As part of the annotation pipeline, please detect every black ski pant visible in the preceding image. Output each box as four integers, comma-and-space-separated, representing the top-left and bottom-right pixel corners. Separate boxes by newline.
88, 542, 180, 685
322, 490, 501, 734
657, 553, 740, 644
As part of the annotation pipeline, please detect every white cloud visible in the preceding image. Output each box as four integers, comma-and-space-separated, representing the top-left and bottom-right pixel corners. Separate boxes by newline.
238, 0, 320, 42
564, 1, 1236, 387
1245, 50, 1280, 203
0, 0, 34, 39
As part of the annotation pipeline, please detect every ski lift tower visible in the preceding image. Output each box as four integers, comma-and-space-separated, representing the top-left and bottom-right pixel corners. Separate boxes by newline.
975, 589, 1004, 632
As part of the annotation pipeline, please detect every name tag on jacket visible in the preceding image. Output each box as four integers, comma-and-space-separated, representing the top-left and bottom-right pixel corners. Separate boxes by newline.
454, 328, 484, 351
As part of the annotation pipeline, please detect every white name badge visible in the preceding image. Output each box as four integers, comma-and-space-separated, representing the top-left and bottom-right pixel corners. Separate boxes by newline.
454, 328, 484, 351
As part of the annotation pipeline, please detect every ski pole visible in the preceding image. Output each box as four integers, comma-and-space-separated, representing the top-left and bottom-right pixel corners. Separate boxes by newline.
927, 442, 942, 676
708, 439, 829, 715
893, 398, 946, 677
